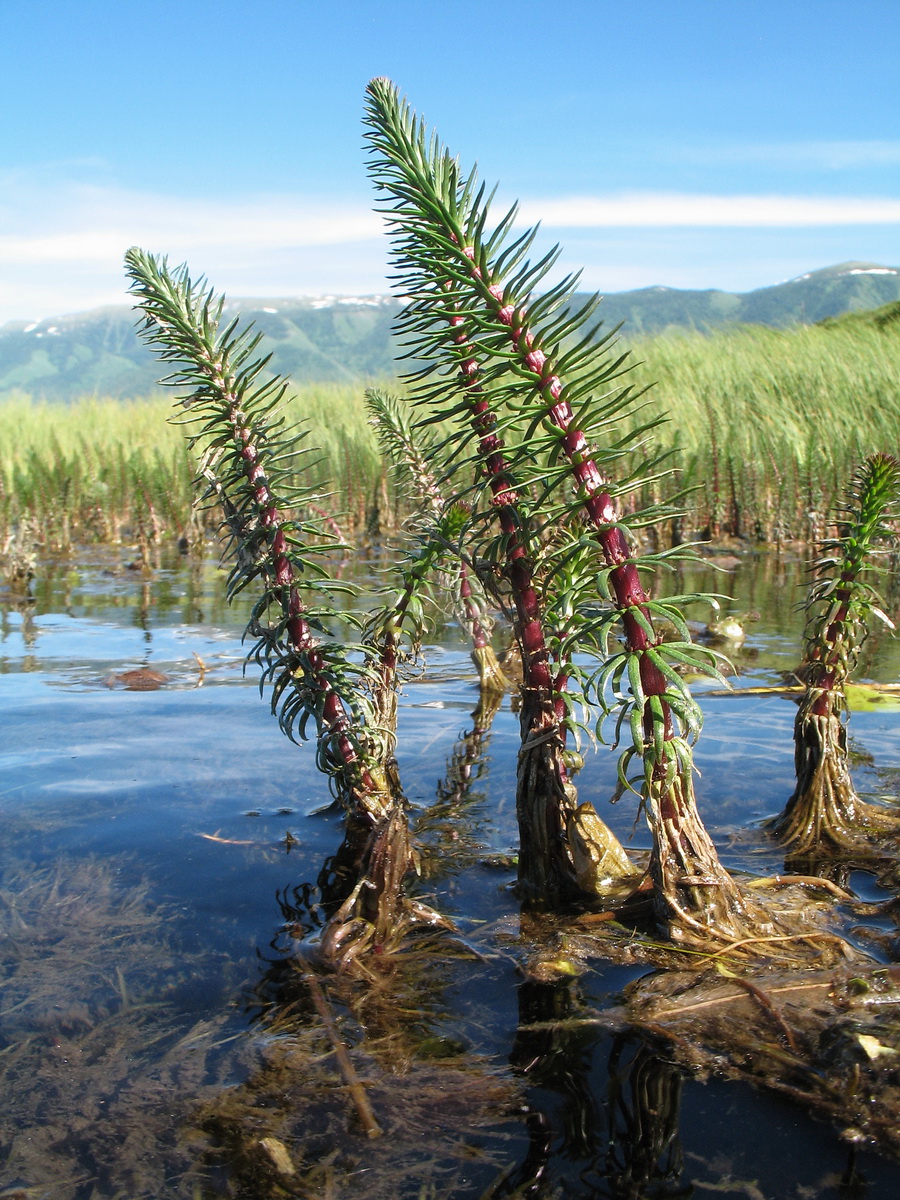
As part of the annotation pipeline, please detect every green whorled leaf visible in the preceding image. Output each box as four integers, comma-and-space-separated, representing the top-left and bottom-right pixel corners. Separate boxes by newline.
125, 247, 398, 797
628, 702, 645, 757
613, 746, 641, 798
579, 608, 627, 657
643, 601, 692, 643
660, 689, 704, 743
870, 605, 896, 630
800, 452, 900, 689
655, 640, 733, 688
590, 652, 629, 710
650, 588, 729, 611
625, 652, 646, 708
624, 604, 657, 644
643, 647, 703, 706
647, 695, 667, 759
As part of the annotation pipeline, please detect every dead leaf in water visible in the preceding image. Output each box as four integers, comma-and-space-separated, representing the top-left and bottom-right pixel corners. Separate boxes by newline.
104, 667, 169, 690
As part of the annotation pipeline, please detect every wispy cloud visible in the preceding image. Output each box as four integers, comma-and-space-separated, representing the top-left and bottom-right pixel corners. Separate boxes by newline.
0, 183, 382, 263
1, 170, 898, 324
516, 193, 900, 228
0, 173, 389, 322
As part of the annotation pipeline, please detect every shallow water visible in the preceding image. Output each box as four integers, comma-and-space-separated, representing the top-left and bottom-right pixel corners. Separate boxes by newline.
1, 545, 899, 1198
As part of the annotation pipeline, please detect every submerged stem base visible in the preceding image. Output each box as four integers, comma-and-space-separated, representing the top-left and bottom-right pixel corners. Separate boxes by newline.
775, 707, 900, 856
646, 764, 833, 961
516, 691, 635, 907
317, 803, 451, 972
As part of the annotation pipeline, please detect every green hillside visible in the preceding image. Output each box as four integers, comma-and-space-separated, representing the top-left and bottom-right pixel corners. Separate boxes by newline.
1, 262, 898, 401
598, 263, 900, 334
817, 297, 900, 332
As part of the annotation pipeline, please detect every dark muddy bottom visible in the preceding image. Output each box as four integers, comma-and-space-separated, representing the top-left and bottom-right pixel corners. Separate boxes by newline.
1, 546, 899, 1198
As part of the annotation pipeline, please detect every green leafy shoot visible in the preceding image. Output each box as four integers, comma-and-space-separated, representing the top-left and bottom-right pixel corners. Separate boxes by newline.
801, 451, 900, 696
125, 248, 384, 798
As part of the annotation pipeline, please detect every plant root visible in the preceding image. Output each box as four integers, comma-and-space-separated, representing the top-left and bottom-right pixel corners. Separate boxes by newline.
644, 766, 848, 964
774, 708, 900, 855
316, 806, 455, 973
746, 874, 855, 901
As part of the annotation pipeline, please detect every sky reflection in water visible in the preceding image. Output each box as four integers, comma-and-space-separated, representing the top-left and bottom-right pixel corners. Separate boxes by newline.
1, 547, 899, 1198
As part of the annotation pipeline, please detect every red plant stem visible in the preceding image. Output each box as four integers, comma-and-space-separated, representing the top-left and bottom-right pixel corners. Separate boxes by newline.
447, 309, 555, 699
232, 414, 370, 788
376, 570, 421, 690
456, 251, 672, 744
807, 573, 855, 717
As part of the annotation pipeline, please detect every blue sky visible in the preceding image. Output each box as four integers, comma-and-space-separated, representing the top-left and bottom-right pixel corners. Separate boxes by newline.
1, 0, 898, 322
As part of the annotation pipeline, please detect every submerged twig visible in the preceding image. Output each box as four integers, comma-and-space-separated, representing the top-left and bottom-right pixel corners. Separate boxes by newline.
301, 970, 383, 1139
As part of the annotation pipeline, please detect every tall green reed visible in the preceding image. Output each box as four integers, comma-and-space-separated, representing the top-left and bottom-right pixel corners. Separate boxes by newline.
631, 321, 900, 542
0, 388, 393, 551
4, 307, 899, 553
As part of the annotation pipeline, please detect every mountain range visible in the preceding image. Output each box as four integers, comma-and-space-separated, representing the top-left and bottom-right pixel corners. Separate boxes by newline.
1, 261, 898, 401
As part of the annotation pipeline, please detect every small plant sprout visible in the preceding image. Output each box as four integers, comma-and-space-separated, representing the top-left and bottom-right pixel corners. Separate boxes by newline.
363, 78, 795, 949
774, 452, 900, 856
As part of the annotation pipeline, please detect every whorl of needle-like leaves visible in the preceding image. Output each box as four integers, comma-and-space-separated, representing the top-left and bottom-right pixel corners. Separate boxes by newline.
364, 80, 725, 771
124, 248, 381, 793
801, 451, 900, 699
364, 79, 675, 532
366, 389, 495, 645
366, 389, 445, 516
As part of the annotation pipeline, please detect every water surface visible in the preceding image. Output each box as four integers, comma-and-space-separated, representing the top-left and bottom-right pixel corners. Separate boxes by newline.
1, 546, 898, 1198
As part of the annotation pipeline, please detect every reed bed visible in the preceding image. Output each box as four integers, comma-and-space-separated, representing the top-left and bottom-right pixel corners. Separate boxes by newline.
0, 384, 393, 556
629, 319, 900, 543
2, 317, 898, 559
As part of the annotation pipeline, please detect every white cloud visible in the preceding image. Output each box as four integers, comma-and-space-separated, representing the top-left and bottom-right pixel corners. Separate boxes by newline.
0, 184, 382, 263
0, 167, 898, 325
516, 193, 900, 228
0, 174, 390, 323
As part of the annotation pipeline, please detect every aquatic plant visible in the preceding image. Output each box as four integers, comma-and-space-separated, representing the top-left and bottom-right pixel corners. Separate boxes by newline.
774, 452, 900, 854
366, 388, 507, 693
124, 249, 448, 958
363, 78, 786, 947
124, 82, 874, 959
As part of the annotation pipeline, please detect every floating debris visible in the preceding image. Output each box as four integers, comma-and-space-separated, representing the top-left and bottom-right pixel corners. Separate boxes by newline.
104, 667, 170, 690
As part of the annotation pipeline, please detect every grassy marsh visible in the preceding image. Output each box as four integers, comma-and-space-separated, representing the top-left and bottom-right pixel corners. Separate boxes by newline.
634, 318, 900, 542
0, 385, 392, 554
2, 315, 899, 556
